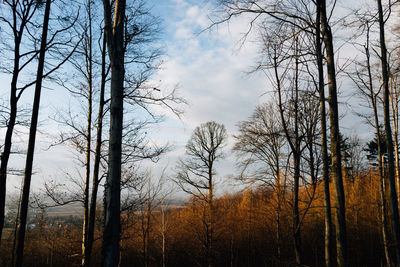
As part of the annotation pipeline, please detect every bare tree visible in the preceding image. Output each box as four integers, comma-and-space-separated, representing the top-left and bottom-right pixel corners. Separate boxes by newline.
0, 0, 57, 243
175, 121, 227, 267
14, 1, 52, 266
233, 102, 286, 262
376, 0, 400, 263
211, 0, 337, 264
85, 30, 108, 267
317, 0, 347, 265
314, 3, 333, 265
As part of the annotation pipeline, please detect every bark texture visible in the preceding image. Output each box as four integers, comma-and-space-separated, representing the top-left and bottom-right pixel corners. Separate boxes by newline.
318, 0, 347, 265
101, 0, 126, 266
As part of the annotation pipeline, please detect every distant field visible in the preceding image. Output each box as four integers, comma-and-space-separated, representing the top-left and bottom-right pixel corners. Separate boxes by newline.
45, 203, 83, 218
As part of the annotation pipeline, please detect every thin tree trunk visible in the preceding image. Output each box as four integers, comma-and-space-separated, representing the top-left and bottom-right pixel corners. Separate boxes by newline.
276, 162, 282, 262
390, 84, 400, 206
0, 8, 24, 244
364, 28, 391, 266
293, 155, 302, 265
274, 44, 302, 265
145, 201, 151, 267
102, 0, 126, 266
315, 4, 333, 266
318, 0, 347, 266
207, 164, 213, 267
14, 1, 51, 266
379, 146, 392, 267
161, 204, 166, 267
85, 32, 107, 267
293, 40, 302, 265
377, 0, 400, 263
0, 64, 18, 246
82, 1, 93, 264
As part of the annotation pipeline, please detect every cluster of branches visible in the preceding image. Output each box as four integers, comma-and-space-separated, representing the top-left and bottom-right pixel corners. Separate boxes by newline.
0, 0, 184, 267
206, 0, 400, 266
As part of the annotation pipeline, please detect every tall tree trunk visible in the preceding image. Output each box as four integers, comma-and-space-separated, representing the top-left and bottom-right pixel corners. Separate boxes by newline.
275, 161, 282, 262
207, 164, 214, 267
0, 56, 18, 245
292, 38, 302, 265
85, 32, 107, 267
364, 27, 392, 266
390, 84, 400, 206
161, 204, 166, 267
315, 4, 333, 266
102, 0, 126, 266
293, 155, 302, 265
0, 8, 24, 245
274, 43, 302, 265
82, 1, 93, 265
377, 0, 400, 263
14, 1, 51, 266
318, 0, 347, 266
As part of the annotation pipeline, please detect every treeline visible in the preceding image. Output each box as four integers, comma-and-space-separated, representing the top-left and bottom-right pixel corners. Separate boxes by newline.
0, 169, 389, 267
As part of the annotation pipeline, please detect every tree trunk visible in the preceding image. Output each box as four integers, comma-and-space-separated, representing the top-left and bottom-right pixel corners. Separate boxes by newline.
276, 162, 282, 262
293, 39, 302, 265
0, 63, 18, 245
14, 1, 51, 266
293, 155, 302, 264
85, 31, 107, 267
318, 0, 347, 266
364, 29, 391, 266
315, 4, 333, 266
82, 1, 93, 264
102, 0, 126, 266
161, 205, 166, 267
377, 0, 400, 263
0, 11, 23, 246
274, 43, 302, 265
207, 164, 214, 267
390, 84, 400, 207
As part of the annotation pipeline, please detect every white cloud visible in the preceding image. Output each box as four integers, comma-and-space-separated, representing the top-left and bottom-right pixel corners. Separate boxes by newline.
146, 0, 273, 191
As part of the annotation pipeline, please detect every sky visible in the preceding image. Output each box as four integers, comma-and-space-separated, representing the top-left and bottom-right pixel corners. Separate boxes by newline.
143, 0, 370, 191
1, 0, 383, 199
146, 0, 273, 192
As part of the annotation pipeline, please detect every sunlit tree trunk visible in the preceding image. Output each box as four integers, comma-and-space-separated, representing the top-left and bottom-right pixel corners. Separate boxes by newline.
318, 0, 347, 265
363, 27, 392, 266
377, 0, 400, 263
390, 83, 400, 206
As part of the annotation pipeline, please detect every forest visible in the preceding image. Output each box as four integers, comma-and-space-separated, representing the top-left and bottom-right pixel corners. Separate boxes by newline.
0, 0, 400, 266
